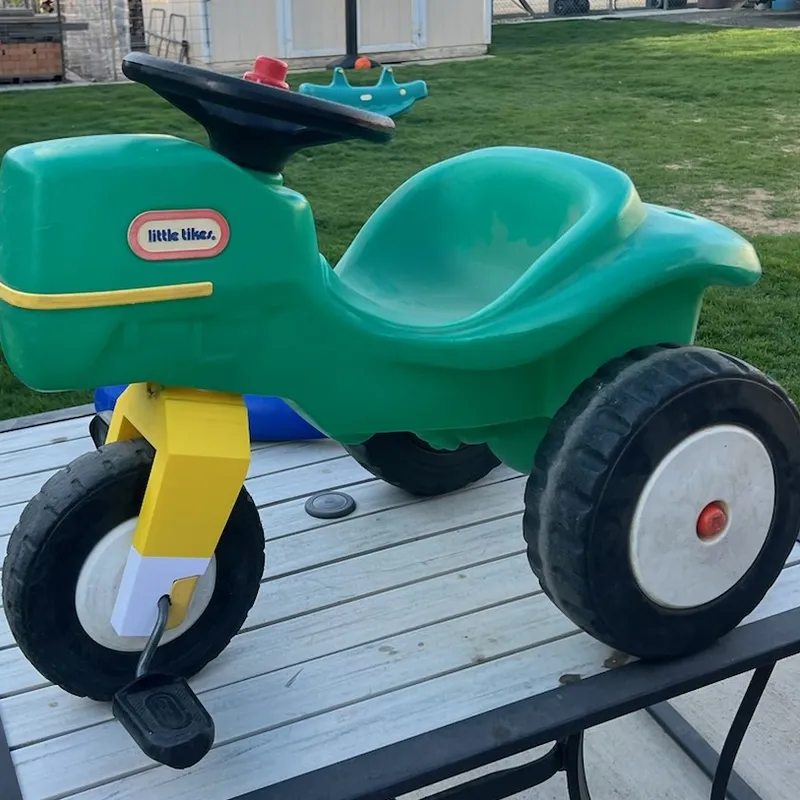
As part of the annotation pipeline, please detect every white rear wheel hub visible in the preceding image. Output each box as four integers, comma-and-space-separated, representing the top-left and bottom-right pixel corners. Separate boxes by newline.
629, 424, 775, 609
74, 518, 217, 652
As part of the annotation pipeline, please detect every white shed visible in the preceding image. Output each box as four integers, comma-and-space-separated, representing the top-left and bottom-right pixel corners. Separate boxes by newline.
142, 0, 492, 73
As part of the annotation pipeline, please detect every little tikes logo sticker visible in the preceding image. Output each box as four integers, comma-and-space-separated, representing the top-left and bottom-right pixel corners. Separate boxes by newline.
128, 209, 230, 261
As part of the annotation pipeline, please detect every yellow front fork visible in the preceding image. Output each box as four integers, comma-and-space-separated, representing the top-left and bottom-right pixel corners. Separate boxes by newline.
106, 383, 251, 636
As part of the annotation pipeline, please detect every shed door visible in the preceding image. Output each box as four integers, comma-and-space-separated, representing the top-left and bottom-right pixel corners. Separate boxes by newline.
358, 0, 426, 53
207, 0, 283, 66
278, 0, 346, 58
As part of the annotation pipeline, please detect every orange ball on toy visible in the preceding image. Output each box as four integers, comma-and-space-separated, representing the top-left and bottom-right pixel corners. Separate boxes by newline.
354, 56, 372, 70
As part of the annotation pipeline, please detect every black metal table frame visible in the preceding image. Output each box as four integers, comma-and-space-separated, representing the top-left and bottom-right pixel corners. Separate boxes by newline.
240, 606, 800, 800
0, 405, 797, 800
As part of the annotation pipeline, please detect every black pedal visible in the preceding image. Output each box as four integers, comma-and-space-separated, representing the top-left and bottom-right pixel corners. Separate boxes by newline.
112, 672, 215, 770
88, 411, 112, 449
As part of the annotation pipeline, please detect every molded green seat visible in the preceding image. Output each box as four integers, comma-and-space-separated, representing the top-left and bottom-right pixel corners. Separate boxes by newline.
334, 147, 645, 326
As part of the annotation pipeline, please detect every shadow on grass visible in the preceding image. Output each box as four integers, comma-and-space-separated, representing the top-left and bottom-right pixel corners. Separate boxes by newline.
492, 18, 715, 53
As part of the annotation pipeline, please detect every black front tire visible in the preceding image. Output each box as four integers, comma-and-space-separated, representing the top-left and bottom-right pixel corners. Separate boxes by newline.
344, 433, 500, 497
524, 345, 800, 660
2, 439, 265, 701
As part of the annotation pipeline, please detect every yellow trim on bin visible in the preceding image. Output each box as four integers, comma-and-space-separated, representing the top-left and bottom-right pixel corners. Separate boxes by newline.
0, 278, 213, 310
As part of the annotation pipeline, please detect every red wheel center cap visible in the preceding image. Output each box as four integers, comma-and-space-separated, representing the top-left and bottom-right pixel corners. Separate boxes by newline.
696, 501, 728, 539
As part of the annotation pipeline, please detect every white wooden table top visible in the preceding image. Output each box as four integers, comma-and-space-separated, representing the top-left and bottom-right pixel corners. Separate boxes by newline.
0, 413, 798, 800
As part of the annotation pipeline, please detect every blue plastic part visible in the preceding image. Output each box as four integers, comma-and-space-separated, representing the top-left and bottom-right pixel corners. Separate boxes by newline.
298, 66, 428, 118
94, 385, 326, 442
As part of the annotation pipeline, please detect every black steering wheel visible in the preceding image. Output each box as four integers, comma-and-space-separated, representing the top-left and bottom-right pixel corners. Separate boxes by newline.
122, 53, 395, 173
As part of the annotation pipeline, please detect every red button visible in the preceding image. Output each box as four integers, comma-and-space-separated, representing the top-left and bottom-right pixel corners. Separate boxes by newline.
696, 501, 728, 539
243, 56, 289, 89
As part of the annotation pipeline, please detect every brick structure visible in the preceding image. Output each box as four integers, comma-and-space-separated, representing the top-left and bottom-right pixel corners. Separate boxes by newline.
0, 40, 62, 80
0, 8, 64, 83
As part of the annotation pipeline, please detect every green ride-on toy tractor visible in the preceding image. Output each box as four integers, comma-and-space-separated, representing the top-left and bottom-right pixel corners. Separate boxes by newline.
1, 53, 800, 770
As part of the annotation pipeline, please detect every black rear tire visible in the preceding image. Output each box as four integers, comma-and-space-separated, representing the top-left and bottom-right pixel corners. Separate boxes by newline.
524, 345, 800, 660
344, 433, 500, 497
89, 411, 111, 449
2, 439, 265, 701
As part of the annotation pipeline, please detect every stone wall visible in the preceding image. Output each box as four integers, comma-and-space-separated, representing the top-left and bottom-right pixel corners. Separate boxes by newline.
61, 0, 130, 81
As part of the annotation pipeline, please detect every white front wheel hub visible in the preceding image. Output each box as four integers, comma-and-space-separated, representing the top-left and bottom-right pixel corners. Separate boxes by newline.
630, 424, 775, 609
75, 518, 217, 652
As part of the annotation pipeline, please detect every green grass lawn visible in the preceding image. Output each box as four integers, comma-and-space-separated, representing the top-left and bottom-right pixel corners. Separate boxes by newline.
3, 18, 800, 419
